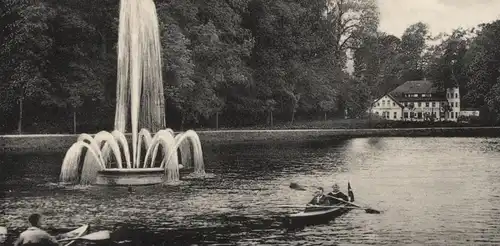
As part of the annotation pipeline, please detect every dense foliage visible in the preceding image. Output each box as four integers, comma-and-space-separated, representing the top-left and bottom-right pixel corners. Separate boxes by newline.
1, 0, 499, 133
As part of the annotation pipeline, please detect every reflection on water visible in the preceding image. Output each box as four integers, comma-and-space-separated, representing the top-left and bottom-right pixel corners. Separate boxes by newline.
2, 137, 500, 245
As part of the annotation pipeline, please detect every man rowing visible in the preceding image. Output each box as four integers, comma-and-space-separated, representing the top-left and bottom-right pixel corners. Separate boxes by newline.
14, 213, 59, 246
308, 187, 329, 205
326, 183, 351, 205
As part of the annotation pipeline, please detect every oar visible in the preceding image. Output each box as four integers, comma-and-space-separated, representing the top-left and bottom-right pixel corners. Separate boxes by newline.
58, 230, 111, 242
326, 195, 381, 214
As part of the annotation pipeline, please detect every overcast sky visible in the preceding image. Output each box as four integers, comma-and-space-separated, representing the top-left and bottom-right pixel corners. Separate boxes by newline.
377, 0, 500, 37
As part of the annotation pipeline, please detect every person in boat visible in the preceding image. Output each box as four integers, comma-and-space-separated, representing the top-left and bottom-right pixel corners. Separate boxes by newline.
308, 187, 330, 205
14, 213, 59, 246
0, 226, 7, 245
326, 183, 350, 204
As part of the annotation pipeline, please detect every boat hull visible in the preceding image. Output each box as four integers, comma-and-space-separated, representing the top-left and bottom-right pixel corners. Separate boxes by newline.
57, 224, 89, 246
283, 206, 352, 229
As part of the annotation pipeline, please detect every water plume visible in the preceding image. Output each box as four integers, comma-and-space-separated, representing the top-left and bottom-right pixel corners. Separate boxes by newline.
59, 0, 207, 185
145, 131, 177, 168
95, 131, 123, 168
111, 130, 131, 168
167, 130, 205, 175
77, 133, 101, 156
60, 142, 104, 183
136, 128, 153, 167
179, 138, 193, 169
115, 0, 165, 168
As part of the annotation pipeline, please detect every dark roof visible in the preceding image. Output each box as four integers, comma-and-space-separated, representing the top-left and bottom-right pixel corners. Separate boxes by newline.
389, 80, 447, 102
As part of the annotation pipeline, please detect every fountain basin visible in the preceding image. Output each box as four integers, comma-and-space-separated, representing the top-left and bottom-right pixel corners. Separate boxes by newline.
95, 168, 165, 186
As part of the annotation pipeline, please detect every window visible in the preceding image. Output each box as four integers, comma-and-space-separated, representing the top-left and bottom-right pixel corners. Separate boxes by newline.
417, 102, 421, 107
432, 112, 437, 118
425, 102, 429, 107
417, 112, 422, 119
450, 112, 454, 118
393, 112, 397, 119
432, 102, 436, 107
393, 102, 396, 107
455, 112, 458, 118
455, 93, 458, 98
410, 112, 415, 118
404, 112, 409, 118
375, 112, 379, 115
377, 102, 380, 107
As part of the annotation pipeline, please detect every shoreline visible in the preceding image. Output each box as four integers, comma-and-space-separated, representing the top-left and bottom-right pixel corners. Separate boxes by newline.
1, 127, 500, 153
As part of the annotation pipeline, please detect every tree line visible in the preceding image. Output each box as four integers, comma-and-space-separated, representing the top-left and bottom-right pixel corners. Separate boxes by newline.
1, 0, 499, 134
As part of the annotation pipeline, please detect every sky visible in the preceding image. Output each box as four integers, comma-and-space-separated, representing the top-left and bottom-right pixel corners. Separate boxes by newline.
377, 0, 500, 37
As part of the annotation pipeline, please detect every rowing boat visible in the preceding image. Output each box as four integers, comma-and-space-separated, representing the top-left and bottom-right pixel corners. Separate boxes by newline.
283, 203, 353, 228
57, 224, 89, 246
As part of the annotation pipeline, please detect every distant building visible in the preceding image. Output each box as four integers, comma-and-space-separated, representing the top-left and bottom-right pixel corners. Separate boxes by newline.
459, 108, 480, 117
370, 80, 461, 122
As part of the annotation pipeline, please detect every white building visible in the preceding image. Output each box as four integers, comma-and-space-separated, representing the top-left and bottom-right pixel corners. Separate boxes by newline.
370, 80, 461, 122
459, 108, 480, 117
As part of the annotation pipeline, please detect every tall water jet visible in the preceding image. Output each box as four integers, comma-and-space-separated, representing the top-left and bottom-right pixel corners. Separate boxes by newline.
59, 0, 207, 186
115, 0, 166, 167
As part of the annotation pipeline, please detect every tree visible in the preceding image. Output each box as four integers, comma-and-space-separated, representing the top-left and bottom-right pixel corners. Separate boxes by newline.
161, 23, 195, 127
400, 22, 429, 81
326, 0, 379, 65
426, 28, 472, 100
354, 32, 403, 98
319, 100, 336, 120
0, 1, 55, 133
464, 20, 500, 123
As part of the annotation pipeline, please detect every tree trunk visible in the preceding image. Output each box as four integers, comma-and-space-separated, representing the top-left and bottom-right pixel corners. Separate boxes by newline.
280, 95, 284, 113
270, 111, 273, 127
291, 109, 295, 124
73, 110, 77, 134
180, 113, 185, 131
215, 112, 219, 130
324, 112, 327, 121
98, 31, 107, 58
17, 96, 23, 134
368, 103, 373, 128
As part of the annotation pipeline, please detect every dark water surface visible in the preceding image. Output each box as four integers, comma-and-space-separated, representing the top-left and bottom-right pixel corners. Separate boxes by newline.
2, 137, 500, 245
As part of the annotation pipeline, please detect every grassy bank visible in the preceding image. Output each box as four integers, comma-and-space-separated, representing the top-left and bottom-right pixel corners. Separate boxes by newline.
199, 117, 485, 131
2, 124, 500, 153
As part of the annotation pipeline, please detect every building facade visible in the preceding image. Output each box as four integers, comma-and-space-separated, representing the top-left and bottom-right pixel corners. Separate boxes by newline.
460, 109, 480, 117
371, 80, 461, 122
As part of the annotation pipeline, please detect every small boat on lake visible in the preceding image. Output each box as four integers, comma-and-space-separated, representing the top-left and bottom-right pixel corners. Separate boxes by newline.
284, 182, 359, 228
283, 203, 354, 228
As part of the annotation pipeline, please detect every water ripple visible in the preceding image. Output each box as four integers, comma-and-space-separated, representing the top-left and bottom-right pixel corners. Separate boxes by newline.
2, 138, 500, 245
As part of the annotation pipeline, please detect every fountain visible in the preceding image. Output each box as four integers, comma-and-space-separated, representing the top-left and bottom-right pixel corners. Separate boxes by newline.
59, 0, 205, 186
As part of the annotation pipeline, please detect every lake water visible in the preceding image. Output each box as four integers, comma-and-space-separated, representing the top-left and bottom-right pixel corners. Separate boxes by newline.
2, 137, 500, 245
